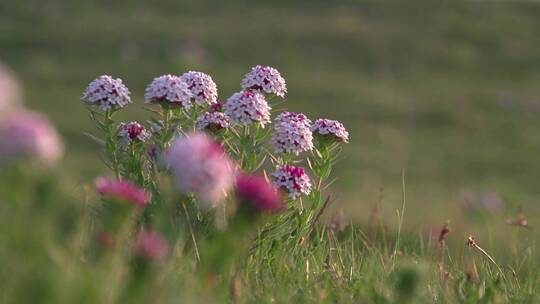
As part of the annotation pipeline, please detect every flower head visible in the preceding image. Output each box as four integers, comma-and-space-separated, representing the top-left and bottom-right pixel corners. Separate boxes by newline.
82, 75, 131, 111
117, 121, 150, 144
209, 101, 224, 112
180, 71, 218, 105
272, 164, 312, 199
241, 65, 287, 98
134, 229, 169, 262
144, 75, 193, 109
0, 62, 22, 117
165, 132, 236, 207
312, 118, 349, 143
224, 91, 271, 127
272, 112, 313, 155
235, 174, 285, 213
196, 112, 230, 132
0, 110, 64, 166
95, 177, 151, 209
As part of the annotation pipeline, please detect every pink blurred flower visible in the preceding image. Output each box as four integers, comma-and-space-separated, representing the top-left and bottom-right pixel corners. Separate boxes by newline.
165, 132, 236, 207
312, 118, 349, 143
224, 91, 271, 127
0, 110, 64, 166
117, 121, 150, 144
82, 75, 131, 111
134, 229, 169, 262
180, 71, 218, 105
272, 112, 313, 155
209, 101, 224, 112
272, 164, 312, 199
144, 75, 193, 109
196, 112, 230, 132
94, 177, 151, 209
0, 62, 23, 117
235, 174, 285, 213
241, 65, 287, 98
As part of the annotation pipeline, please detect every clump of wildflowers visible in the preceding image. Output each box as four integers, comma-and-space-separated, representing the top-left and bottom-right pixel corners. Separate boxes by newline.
224, 91, 271, 127
95, 177, 151, 209
165, 132, 236, 206
144, 75, 193, 110
82, 75, 131, 111
235, 174, 285, 213
241, 65, 287, 98
0, 110, 64, 166
312, 118, 349, 143
117, 122, 150, 145
181, 71, 218, 106
134, 229, 170, 262
272, 164, 312, 199
272, 112, 313, 155
196, 112, 230, 132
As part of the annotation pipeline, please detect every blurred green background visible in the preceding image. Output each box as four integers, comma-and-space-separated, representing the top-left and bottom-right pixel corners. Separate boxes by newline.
2, 0, 540, 234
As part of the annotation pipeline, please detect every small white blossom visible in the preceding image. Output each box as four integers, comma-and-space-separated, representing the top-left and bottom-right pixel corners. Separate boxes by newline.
117, 122, 150, 144
82, 75, 131, 111
224, 91, 271, 127
181, 71, 218, 106
272, 112, 313, 155
312, 118, 349, 143
144, 75, 193, 110
241, 65, 287, 98
272, 164, 312, 199
196, 112, 230, 131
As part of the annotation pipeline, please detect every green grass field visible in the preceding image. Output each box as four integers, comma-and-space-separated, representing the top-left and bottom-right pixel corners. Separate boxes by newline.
2, 1, 540, 302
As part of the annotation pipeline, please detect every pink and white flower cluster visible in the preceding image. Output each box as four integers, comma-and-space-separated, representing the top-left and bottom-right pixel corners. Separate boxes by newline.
272, 112, 313, 155
235, 174, 285, 213
272, 164, 312, 199
242, 65, 287, 98
181, 71, 218, 105
117, 121, 150, 144
82, 75, 132, 111
312, 118, 349, 143
224, 91, 271, 127
165, 132, 236, 207
144, 75, 193, 109
95, 177, 151, 209
0, 111, 64, 166
196, 111, 230, 131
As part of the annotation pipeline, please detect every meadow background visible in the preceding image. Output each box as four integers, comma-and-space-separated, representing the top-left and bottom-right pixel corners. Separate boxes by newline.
2, 0, 540, 275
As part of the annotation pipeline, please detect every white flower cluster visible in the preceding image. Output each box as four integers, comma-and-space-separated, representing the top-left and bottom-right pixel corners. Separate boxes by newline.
196, 112, 230, 131
117, 121, 150, 144
224, 91, 271, 127
181, 71, 218, 106
241, 65, 287, 98
82, 75, 132, 111
272, 164, 312, 199
144, 75, 193, 109
312, 118, 349, 143
272, 111, 313, 155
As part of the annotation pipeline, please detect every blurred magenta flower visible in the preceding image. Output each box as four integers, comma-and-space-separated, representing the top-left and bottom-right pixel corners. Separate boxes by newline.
134, 229, 169, 262
94, 177, 151, 209
241, 65, 287, 98
272, 112, 313, 155
117, 121, 150, 144
82, 75, 131, 111
0, 110, 64, 166
0, 62, 22, 117
224, 91, 271, 127
181, 71, 218, 106
235, 174, 285, 213
209, 101, 224, 112
165, 132, 236, 207
196, 111, 230, 132
272, 164, 312, 199
312, 118, 349, 143
144, 74, 193, 110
